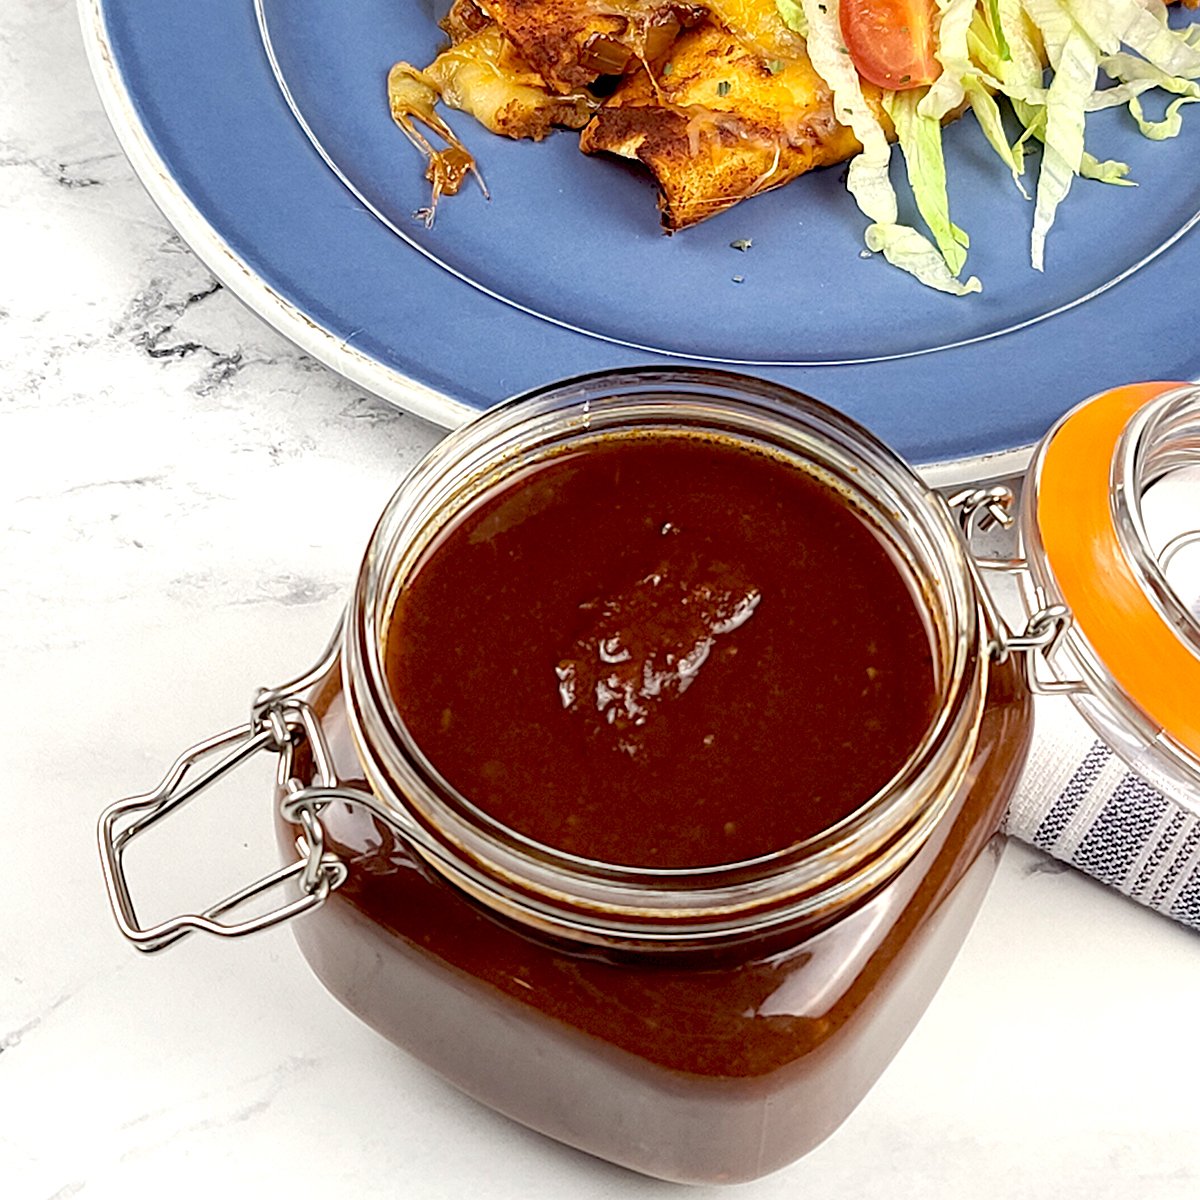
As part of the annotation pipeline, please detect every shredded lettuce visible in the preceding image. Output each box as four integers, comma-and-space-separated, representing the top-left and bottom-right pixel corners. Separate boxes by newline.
778, 0, 1199, 291
1064, 0, 1200, 75
963, 77, 1029, 195
885, 89, 972, 274
980, 0, 1047, 104
799, 0, 980, 294
1017, 0, 1199, 267
920, 0, 979, 120
1091, 50, 1200, 137
1080, 151, 1135, 184
1031, 25, 1102, 270
775, 0, 809, 38
985, 0, 1012, 60
1128, 91, 1199, 138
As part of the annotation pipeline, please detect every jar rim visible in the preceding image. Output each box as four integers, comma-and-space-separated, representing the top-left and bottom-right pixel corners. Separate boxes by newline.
342, 368, 989, 943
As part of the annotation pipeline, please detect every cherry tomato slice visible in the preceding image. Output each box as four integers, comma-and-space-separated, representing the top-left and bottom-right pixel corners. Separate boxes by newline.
839, 0, 940, 91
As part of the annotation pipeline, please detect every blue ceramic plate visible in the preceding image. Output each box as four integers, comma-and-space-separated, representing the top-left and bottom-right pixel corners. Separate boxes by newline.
81, 0, 1200, 480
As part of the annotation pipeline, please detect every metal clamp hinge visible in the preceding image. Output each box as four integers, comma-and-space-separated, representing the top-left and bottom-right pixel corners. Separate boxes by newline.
992, 601, 1085, 694
947, 485, 1016, 537
98, 621, 356, 952
947, 486, 1085, 696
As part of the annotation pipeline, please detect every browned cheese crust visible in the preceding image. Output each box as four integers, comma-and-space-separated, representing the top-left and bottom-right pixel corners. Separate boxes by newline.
441, 0, 494, 41
478, 0, 707, 92
579, 21, 883, 229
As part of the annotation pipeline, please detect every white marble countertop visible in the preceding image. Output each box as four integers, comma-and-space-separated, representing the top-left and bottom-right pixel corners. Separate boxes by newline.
3, 4, 1198, 1198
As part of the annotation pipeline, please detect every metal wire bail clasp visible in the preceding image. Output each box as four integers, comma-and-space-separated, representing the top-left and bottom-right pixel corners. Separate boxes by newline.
947, 485, 1077, 694
98, 622, 352, 953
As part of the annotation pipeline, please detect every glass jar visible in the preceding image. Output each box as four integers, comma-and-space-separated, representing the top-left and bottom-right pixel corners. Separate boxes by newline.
98, 370, 1199, 1185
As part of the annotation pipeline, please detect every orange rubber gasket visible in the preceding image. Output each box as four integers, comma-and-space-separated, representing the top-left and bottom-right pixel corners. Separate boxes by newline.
1036, 381, 1200, 757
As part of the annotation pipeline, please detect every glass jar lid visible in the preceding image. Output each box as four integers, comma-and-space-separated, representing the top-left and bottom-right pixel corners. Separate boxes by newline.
1021, 381, 1200, 808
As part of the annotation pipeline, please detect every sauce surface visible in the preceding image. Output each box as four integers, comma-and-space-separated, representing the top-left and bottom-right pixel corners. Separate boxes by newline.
384, 433, 937, 868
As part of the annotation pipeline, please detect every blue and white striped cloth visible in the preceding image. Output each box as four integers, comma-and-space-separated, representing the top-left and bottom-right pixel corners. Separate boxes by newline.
1007, 700, 1200, 931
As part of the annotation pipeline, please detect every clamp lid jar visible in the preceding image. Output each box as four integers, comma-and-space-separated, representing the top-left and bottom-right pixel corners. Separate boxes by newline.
97, 369, 1198, 1184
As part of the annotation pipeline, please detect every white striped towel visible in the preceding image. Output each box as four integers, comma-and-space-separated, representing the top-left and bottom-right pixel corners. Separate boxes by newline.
1007, 697, 1200, 931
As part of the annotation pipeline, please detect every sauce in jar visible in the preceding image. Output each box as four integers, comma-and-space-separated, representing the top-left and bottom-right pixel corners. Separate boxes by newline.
384, 433, 939, 868
278, 376, 1033, 1184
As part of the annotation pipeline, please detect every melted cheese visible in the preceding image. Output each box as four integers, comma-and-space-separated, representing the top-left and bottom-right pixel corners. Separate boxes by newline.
579, 20, 869, 228
427, 25, 596, 138
704, 0, 806, 60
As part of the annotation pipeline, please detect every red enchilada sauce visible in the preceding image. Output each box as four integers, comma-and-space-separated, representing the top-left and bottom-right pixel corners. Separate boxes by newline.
285, 427, 1032, 1183
383, 433, 938, 868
